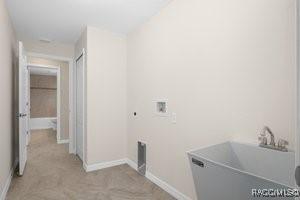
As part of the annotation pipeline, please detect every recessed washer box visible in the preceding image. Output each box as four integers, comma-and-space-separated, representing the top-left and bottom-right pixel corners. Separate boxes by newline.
154, 99, 168, 116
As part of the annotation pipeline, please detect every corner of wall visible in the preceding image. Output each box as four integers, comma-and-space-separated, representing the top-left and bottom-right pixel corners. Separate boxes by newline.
0, 0, 18, 198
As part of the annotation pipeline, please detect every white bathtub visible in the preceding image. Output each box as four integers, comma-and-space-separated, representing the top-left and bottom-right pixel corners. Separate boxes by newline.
30, 117, 57, 130
188, 141, 295, 200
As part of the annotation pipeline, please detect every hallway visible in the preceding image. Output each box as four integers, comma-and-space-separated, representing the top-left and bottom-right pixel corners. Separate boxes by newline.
6, 130, 174, 200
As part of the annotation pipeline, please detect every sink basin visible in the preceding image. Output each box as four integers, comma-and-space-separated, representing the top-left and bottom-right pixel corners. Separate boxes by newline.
187, 141, 295, 200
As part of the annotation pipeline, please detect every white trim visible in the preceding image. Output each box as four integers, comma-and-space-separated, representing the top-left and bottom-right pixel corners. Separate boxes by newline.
145, 171, 192, 200
83, 162, 88, 172
126, 158, 137, 170
27, 72, 31, 145
296, 0, 300, 179
69, 60, 74, 154
28, 63, 60, 69
297, 0, 300, 192
57, 139, 69, 144
125, 159, 192, 200
0, 169, 13, 200
0, 160, 17, 200
56, 68, 61, 143
27, 52, 73, 62
84, 159, 127, 172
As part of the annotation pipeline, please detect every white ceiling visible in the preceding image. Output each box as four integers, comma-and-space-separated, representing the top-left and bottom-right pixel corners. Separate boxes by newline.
5, 0, 171, 44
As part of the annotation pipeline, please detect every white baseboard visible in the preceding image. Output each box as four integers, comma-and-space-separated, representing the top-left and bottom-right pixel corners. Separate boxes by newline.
57, 139, 69, 144
83, 162, 88, 172
30, 117, 57, 130
0, 161, 17, 200
84, 159, 127, 172
125, 159, 192, 200
146, 171, 192, 200
69, 148, 76, 154
80, 158, 191, 200
126, 158, 137, 170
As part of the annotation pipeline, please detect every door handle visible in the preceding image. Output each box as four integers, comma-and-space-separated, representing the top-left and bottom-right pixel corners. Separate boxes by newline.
18, 113, 27, 118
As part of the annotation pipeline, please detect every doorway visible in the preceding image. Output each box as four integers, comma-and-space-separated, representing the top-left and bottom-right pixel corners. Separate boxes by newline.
16, 42, 76, 177
28, 64, 60, 143
26, 55, 73, 146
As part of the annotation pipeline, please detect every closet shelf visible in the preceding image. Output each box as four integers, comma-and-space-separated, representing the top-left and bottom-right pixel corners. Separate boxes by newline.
30, 87, 57, 90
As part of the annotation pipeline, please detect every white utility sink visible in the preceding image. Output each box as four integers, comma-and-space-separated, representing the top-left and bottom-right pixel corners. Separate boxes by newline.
188, 141, 295, 200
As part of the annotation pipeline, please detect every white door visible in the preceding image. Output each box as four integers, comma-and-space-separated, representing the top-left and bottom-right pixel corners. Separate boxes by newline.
76, 55, 84, 161
18, 41, 29, 176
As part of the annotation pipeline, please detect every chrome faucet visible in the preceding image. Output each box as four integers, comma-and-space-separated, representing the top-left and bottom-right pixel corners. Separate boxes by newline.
258, 126, 288, 152
260, 126, 275, 146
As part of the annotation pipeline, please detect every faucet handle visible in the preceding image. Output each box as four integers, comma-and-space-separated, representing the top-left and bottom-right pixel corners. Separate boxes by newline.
258, 136, 267, 145
278, 139, 288, 147
260, 127, 267, 137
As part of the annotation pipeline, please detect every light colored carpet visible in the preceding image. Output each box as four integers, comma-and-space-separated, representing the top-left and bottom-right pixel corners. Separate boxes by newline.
6, 129, 175, 200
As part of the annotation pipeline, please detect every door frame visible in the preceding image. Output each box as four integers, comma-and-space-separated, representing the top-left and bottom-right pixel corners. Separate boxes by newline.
28, 64, 61, 143
26, 65, 30, 146
297, 0, 299, 169
297, 0, 300, 181
75, 49, 86, 167
26, 52, 74, 154
296, 0, 300, 191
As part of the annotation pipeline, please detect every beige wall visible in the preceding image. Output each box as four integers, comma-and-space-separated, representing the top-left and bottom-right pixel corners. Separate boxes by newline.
75, 27, 127, 165
27, 57, 69, 140
30, 75, 57, 118
127, 0, 296, 199
23, 39, 74, 58
0, 0, 17, 196
86, 27, 127, 164
75, 28, 87, 59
